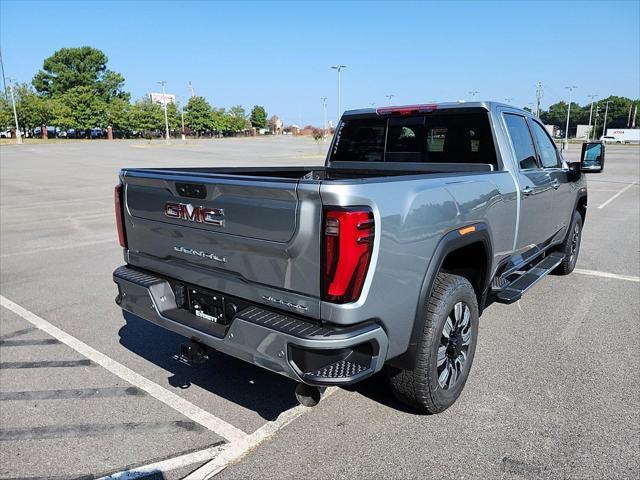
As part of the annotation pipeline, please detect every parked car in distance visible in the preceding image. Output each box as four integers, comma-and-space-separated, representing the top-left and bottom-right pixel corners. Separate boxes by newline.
113, 101, 604, 413
600, 135, 624, 144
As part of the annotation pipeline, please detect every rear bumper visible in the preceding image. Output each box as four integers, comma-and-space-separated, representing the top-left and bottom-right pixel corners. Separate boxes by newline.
113, 266, 388, 385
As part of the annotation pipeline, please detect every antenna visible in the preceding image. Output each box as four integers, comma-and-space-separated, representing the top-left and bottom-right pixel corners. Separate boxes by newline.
188, 81, 195, 98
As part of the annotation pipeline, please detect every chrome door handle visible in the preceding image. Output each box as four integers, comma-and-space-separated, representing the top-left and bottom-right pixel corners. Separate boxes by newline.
522, 186, 534, 196
551, 179, 560, 190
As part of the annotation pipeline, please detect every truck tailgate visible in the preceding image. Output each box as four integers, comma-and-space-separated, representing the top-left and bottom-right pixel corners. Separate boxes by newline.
121, 170, 322, 301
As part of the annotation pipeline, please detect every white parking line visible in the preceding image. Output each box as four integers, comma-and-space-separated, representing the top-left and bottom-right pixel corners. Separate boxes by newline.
0, 238, 115, 258
100, 444, 227, 480
574, 268, 639, 282
597, 182, 637, 209
0, 295, 248, 443
184, 388, 337, 479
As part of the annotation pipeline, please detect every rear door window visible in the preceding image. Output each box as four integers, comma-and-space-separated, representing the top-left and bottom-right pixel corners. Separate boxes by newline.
503, 113, 539, 170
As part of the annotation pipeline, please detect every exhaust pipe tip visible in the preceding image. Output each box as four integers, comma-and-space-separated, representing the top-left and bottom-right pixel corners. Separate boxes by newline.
295, 383, 322, 407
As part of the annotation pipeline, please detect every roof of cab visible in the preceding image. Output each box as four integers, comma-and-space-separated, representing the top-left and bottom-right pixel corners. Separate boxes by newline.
342, 101, 533, 118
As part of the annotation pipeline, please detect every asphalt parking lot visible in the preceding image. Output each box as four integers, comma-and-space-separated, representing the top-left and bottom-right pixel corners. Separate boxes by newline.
0, 137, 638, 480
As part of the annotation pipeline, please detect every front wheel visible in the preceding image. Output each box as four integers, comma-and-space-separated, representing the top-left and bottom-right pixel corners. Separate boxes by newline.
553, 211, 583, 275
388, 272, 479, 413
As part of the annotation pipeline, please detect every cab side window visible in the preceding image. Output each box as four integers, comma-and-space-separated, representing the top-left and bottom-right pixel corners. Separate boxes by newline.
529, 120, 560, 168
504, 113, 538, 170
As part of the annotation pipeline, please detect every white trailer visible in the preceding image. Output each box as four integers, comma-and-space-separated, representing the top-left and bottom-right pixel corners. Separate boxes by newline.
605, 128, 640, 143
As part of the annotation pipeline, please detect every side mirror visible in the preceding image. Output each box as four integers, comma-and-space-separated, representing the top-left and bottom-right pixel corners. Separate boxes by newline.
580, 142, 605, 173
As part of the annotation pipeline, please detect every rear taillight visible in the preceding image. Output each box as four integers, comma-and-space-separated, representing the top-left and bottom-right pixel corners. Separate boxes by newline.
114, 184, 127, 248
322, 207, 375, 304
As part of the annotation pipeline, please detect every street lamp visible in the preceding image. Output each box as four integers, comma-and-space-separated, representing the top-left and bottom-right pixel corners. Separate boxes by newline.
321, 97, 328, 141
157, 80, 170, 144
587, 94, 598, 140
601, 100, 611, 138
330, 65, 347, 122
385, 94, 395, 105
563, 85, 577, 150
7, 77, 21, 144
468, 90, 479, 99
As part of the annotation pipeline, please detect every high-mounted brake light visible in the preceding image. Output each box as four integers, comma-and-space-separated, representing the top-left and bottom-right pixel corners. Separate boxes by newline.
376, 104, 438, 116
114, 184, 127, 248
322, 207, 375, 304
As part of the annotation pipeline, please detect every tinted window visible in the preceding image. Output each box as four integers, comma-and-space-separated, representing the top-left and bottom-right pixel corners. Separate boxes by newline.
504, 114, 538, 170
530, 120, 560, 168
331, 118, 386, 163
330, 111, 497, 166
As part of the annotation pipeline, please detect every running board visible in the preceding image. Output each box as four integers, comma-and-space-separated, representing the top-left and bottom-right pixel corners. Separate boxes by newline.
492, 253, 564, 304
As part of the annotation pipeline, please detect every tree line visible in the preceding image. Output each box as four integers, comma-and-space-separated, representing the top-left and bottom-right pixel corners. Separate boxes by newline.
0, 46, 272, 137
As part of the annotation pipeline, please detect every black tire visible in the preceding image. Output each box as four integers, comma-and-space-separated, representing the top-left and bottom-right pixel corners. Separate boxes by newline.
388, 272, 479, 414
553, 211, 583, 275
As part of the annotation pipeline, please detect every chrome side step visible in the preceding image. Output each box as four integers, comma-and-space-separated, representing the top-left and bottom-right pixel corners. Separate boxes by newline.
492, 253, 564, 304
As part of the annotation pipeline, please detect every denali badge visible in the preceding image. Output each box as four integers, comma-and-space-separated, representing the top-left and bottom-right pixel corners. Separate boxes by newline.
164, 202, 225, 226
173, 246, 226, 263
261, 295, 308, 312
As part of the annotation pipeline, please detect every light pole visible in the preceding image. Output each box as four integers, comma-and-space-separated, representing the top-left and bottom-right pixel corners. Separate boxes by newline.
587, 94, 598, 140
468, 90, 479, 99
563, 85, 577, 150
321, 97, 327, 141
601, 100, 611, 138
330, 65, 347, 123
157, 80, 170, 144
7, 78, 21, 144
385, 94, 395, 105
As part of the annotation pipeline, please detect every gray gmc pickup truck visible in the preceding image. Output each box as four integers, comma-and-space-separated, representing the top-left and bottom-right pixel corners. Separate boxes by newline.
113, 102, 604, 413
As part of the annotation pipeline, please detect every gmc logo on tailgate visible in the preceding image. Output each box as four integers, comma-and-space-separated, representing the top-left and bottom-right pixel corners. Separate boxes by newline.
164, 202, 225, 227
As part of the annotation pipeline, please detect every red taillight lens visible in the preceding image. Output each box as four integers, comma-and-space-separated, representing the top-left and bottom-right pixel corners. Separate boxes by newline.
322, 207, 374, 304
114, 184, 127, 248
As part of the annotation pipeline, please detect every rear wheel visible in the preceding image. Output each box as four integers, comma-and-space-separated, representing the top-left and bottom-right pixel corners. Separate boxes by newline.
553, 211, 583, 275
388, 272, 479, 413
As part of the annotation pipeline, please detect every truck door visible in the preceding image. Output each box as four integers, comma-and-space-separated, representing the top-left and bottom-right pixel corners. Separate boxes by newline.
527, 118, 573, 243
503, 113, 555, 251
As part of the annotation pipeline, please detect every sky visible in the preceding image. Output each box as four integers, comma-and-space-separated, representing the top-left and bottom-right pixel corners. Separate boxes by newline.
1, 0, 639, 126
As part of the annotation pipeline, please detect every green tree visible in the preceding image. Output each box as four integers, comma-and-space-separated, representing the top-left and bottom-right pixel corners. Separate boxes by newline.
60, 86, 107, 130
250, 105, 267, 129
0, 93, 14, 130
33, 46, 128, 101
226, 105, 249, 132
48, 97, 74, 130
540, 101, 584, 128
129, 97, 164, 132
104, 97, 131, 131
185, 96, 213, 135
211, 107, 229, 133
166, 101, 181, 131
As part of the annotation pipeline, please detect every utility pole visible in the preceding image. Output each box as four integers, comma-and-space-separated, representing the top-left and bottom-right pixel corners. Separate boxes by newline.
563, 85, 577, 150
157, 81, 170, 144
593, 104, 599, 139
330, 65, 347, 123
601, 100, 610, 137
587, 94, 598, 140
468, 90, 479, 99
188, 81, 195, 98
7, 78, 21, 145
627, 104, 633, 127
321, 97, 327, 141
385, 94, 395, 105
0, 49, 7, 102
535, 82, 544, 117
633, 104, 637, 128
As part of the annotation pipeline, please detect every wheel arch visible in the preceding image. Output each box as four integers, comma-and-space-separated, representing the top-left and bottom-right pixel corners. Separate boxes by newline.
387, 222, 493, 370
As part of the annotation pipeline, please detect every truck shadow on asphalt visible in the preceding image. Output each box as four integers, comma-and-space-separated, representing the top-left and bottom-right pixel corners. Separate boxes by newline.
118, 312, 299, 421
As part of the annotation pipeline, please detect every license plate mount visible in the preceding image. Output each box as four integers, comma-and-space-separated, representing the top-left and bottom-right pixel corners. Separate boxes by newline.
187, 287, 227, 325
